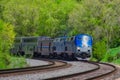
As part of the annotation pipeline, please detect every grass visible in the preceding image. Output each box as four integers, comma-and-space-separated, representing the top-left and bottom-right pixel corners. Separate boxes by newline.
107, 47, 120, 56
0, 53, 28, 69
7, 56, 28, 69
112, 59, 120, 65
91, 46, 120, 65
101, 47, 120, 65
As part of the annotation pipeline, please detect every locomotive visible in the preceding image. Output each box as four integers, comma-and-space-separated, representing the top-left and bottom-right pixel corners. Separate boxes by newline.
11, 34, 93, 60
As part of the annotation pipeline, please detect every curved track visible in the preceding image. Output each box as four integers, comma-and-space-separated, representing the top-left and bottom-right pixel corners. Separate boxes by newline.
0, 59, 116, 80
55, 61, 116, 80
45, 60, 100, 80
0, 59, 68, 77
86, 62, 116, 80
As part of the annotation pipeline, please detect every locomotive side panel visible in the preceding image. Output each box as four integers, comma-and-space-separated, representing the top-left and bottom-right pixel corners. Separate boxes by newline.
53, 38, 65, 54
64, 37, 76, 55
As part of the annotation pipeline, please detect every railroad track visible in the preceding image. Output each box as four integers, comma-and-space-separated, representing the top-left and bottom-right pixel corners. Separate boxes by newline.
51, 61, 116, 80
86, 62, 116, 80
0, 59, 117, 80
0, 59, 69, 77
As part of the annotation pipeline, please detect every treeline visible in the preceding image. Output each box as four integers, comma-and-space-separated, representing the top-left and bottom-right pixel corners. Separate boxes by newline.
0, 20, 15, 68
0, 0, 120, 61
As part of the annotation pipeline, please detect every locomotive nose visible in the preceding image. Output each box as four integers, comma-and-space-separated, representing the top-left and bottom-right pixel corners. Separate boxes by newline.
76, 48, 91, 59
79, 52, 91, 59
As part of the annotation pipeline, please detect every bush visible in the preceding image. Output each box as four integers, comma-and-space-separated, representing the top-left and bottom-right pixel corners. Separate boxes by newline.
102, 47, 120, 62
7, 57, 27, 69
92, 40, 107, 62
0, 20, 15, 69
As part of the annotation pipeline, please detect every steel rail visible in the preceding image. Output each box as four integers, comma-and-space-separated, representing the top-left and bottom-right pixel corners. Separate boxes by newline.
45, 61, 116, 80
45, 60, 100, 80
86, 62, 116, 80
0, 59, 54, 74
0, 59, 68, 75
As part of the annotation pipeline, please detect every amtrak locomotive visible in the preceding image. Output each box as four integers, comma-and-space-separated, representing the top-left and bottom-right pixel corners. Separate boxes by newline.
11, 34, 93, 60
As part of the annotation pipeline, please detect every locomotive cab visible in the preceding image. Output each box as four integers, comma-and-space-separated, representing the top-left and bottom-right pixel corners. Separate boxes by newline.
75, 34, 92, 60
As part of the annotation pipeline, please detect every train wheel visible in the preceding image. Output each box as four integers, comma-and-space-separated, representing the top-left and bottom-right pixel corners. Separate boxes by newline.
41, 55, 45, 58
33, 52, 37, 57
60, 53, 64, 59
21, 51, 25, 56
17, 51, 20, 56
38, 53, 41, 57
63, 53, 69, 60
48, 53, 53, 59
70, 53, 76, 60
53, 52, 57, 58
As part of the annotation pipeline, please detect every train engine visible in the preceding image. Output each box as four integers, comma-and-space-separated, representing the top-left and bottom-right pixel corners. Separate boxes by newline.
52, 34, 92, 60
74, 34, 92, 60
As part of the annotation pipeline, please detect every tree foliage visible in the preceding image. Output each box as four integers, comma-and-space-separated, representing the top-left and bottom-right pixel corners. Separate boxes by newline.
3, 0, 76, 37
0, 0, 120, 61
0, 20, 15, 69
0, 20, 15, 52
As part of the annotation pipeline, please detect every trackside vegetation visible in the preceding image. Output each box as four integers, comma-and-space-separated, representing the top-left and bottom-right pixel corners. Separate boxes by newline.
0, 0, 120, 69
102, 47, 120, 64
0, 20, 27, 69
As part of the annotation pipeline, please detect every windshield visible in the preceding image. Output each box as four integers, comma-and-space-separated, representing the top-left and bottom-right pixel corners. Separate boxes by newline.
75, 35, 92, 47
82, 36, 89, 47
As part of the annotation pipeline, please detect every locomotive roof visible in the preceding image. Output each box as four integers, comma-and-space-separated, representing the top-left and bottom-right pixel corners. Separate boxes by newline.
75, 34, 92, 38
15, 36, 50, 39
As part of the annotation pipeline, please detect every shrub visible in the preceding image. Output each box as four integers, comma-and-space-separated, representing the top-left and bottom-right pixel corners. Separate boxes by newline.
0, 20, 15, 69
92, 40, 107, 62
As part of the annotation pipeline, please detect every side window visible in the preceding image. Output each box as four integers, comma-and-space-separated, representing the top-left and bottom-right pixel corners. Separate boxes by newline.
19, 46, 22, 50
53, 38, 57, 42
33, 46, 35, 51
56, 38, 60, 42
69, 38, 71, 41
67, 38, 69, 41
56, 39, 58, 42
58, 38, 61, 42
71, 37, 74, 41
53, 39, 56, 42
60, 38, 62, 42
67, 38, 70, 41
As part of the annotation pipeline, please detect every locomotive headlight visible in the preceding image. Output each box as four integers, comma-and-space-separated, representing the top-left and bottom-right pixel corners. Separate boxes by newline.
77, 47, 80, 50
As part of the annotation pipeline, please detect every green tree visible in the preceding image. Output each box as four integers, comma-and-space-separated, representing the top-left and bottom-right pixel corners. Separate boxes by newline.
0, 20, 15, 69
3, 0, 40, 36
34, 0, 76, 37
3, 0, 76, 37
68, 0, 120, 50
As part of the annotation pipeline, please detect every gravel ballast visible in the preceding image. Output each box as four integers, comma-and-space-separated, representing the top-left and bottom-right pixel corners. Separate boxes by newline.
0, 61, 97, 80
1, 59, 120, 80
26, 59, 50, 66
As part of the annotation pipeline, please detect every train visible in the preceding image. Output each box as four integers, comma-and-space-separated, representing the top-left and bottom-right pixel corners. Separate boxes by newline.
10, 34, 93, 60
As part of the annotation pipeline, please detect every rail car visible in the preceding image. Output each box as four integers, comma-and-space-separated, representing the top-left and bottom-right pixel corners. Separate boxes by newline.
10, 34, 93, 60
